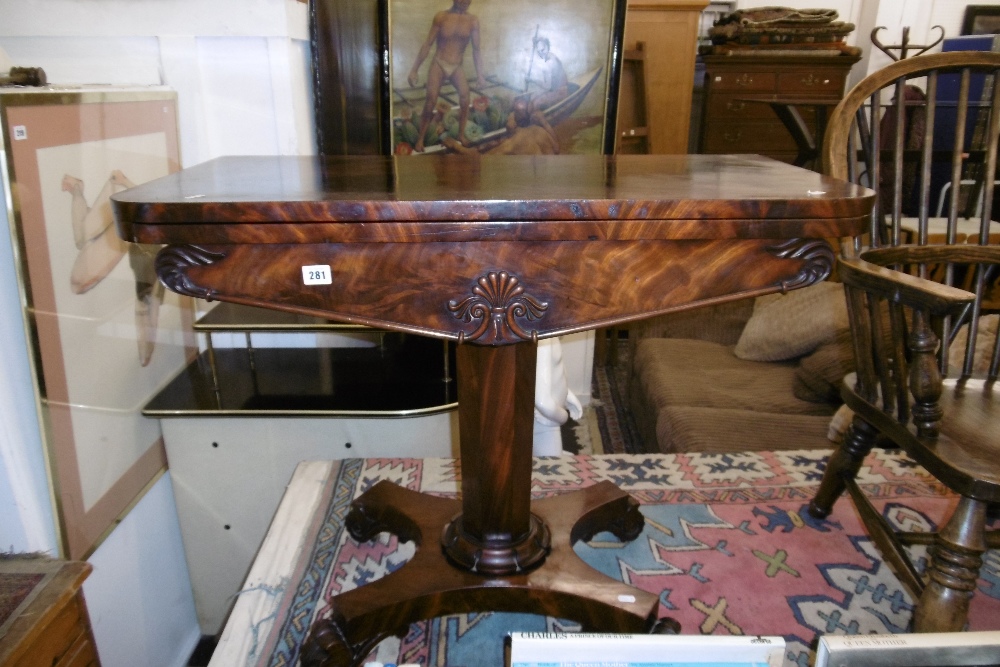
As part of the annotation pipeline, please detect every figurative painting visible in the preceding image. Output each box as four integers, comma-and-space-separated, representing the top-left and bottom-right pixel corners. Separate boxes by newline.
385, 0, 625, 155
0, 90, 196, 559
962, 5, 1000, 36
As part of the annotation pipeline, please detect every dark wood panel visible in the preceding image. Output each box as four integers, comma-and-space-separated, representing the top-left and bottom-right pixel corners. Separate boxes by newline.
311, 0, 384, 155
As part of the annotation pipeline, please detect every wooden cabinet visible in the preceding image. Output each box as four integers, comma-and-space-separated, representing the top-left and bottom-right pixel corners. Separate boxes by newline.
698, 54, 860, 163
0, 560, 99, 667
620, 0, 708, 154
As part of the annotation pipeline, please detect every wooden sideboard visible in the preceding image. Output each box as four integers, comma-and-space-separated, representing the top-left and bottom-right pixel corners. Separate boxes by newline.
698, 54, 860, 164
0, 560, 99, 667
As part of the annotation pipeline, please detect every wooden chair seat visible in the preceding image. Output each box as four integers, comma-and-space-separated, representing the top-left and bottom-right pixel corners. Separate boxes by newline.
841, 373, 1000, 493
808, 51, 1000, 633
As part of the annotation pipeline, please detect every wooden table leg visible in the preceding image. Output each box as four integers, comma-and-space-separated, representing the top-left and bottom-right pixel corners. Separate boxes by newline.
301, 341, 677, 666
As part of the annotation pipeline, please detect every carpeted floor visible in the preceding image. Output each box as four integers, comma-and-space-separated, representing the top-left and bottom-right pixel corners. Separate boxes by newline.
217, 452, 1000, 667
589, 338, 648, 454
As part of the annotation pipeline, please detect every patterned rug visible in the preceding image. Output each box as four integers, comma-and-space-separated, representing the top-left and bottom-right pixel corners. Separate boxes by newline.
235, 450, 1000, 667
591, 342, 645, 455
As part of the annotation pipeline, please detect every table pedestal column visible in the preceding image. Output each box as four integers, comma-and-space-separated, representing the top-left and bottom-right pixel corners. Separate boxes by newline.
301, 341, 675, 667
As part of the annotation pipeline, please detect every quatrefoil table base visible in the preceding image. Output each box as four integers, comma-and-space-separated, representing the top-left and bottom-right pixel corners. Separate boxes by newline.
299, 479, 670, 667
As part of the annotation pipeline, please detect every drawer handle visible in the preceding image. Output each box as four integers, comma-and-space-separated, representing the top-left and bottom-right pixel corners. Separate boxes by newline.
735, 74, 753, 87
801, 73, 819, 86
726, 100, 746, 112
723, 130, 742, 142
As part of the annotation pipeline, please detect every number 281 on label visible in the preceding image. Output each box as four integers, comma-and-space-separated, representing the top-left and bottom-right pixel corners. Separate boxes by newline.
302, 264, 333, 285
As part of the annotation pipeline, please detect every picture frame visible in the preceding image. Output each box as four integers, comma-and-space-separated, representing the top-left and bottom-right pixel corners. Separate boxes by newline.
380, 0, 626, 156
0, 89, 196, 559
962, 5, 1000, 36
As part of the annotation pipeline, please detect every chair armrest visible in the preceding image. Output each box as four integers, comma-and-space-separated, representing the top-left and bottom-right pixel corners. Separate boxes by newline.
838, 254, 975, 317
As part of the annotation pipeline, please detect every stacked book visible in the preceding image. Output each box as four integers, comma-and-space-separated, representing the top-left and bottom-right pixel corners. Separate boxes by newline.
705, 6, 860, 57
506, 633, 785, 667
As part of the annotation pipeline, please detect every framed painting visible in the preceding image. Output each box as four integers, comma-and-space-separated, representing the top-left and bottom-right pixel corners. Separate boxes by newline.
962, 5, 1000, 36
0, 89, 196, 559
382, 0, 626, 156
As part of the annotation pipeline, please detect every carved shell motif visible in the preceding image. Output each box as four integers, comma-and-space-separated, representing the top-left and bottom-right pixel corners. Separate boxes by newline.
154, 245, 227, 300
448, 271, 548, 344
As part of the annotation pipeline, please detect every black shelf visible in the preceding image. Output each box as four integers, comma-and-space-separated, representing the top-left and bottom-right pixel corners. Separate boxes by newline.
144, 333, 457, 417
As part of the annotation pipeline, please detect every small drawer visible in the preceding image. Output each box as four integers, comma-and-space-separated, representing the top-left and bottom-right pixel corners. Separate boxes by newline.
705, 95, 776, 120
708, 71, 776, 92
701, 122, 798, 153
705, 96, 823, 124
777, 70, 846, 95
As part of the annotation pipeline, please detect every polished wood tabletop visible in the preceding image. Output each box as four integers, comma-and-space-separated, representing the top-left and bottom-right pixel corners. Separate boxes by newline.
113, 153, 873, 666
115, 154, 871, 345
116, 154, 868, 237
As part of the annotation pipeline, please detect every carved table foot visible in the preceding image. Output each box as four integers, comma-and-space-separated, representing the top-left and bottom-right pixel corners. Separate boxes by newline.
300, 480, 675, 667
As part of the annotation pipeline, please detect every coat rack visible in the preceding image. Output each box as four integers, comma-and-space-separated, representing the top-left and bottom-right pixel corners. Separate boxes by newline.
871, 25, 945, 61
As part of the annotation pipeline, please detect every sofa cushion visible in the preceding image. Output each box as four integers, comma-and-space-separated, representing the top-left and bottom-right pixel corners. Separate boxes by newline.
734, 282, 848, 362
792, 329, 854, 403
630, 298, 755, 346
632, 338, 838, 416
656, 406, 835, 453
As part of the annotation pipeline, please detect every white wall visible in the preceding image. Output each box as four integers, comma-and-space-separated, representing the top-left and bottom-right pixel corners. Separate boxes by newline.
0, 2, 313, 665
0, 170, 58, 556
85, 472, 201, 667
0, 0, 316, 166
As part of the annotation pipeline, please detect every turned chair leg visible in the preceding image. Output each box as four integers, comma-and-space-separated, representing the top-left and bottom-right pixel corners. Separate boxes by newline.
913, 496, 988, 632
809, 415, 879, 518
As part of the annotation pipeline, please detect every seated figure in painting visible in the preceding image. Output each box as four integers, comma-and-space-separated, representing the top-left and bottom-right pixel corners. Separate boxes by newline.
528, 36, 569, 110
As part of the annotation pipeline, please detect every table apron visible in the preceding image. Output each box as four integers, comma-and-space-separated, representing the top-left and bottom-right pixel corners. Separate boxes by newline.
156, 238, 835, 344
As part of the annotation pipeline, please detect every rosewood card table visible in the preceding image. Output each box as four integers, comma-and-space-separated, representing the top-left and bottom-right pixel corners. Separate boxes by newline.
112, 154, 872, 666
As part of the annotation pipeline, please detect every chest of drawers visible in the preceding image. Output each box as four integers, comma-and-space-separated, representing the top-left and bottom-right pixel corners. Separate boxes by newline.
698, 54, 860, 163
0, 560, 99, 667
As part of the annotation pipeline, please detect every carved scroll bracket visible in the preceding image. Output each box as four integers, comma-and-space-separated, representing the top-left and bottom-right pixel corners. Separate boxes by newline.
155, 244, 228, 300
448, 271, 548, 345
767, 238, 835, 291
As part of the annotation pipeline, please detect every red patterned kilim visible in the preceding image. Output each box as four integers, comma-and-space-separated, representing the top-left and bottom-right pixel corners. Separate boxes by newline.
255, 450, 1000, 667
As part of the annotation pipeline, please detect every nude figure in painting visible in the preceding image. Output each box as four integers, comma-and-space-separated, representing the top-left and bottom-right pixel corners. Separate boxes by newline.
63, 171, 129, 295
407, 0, 488, 152
62, 171, 164, 366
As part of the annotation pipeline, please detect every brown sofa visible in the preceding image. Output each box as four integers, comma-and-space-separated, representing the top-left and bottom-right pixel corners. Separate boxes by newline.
626, 282, 854, 454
